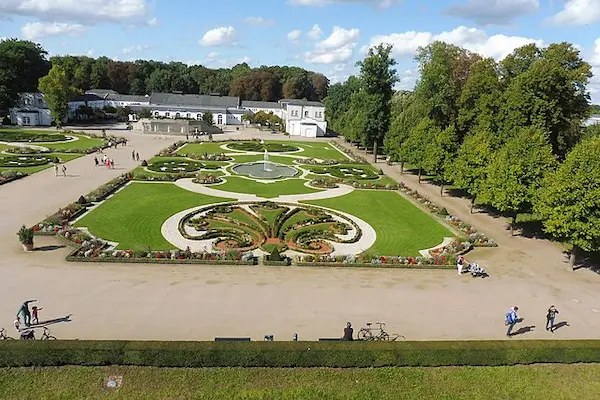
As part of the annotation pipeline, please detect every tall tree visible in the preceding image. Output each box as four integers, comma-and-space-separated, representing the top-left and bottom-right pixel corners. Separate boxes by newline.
423, 125, 458, 195
323, 76, 361, 133
478, 127, 557, 235
309, 72, 330, 100
357, 43, 398, 162
90, 56, 110, 89
282, 73, 314, 99
535, 136, 600, 265
38, 65, 76, 127
400, 117, 439, 183
0, 39, 50, 109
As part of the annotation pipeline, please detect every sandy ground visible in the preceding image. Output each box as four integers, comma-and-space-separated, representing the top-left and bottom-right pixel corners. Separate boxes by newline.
1, 129, 599, 341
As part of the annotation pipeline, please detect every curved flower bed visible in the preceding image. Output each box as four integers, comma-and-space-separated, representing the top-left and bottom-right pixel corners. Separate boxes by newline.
0, 155, 52, 167
0, 131, 69, 142
228, 141, 299, 153
307, 165, 379, 180
192, 174, 223, 184
297, 158, 339, 165
0, 170, 27, 185
147, 159, 204, 173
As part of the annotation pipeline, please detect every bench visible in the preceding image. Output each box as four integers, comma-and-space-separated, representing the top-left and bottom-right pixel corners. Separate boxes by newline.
214, 337, 251, 342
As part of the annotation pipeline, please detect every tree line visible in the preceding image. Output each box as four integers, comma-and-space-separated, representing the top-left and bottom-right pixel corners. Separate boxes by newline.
325, 41, 600, 263
0, 39, 329, 111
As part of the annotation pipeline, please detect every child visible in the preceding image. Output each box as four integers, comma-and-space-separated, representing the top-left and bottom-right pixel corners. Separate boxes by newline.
32, 306, 43, 325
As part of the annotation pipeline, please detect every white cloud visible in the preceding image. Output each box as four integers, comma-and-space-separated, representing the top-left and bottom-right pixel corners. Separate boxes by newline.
199, 26, 236, 47
147, 17, 158, 26
245, 16, 274, 26
0, 0, 147, 23
444, 0, 539, 25
122, 44, 150, 54
307, 24, 323, 40
395, 69, 418, 91
588, 38, 600, 101
21, 21, 85, 40
288, 0, 401, 9
201, 52, 251, 68
305, 26, 360, 64
287, 29, 302, 41
363, 26, 544, 61
547, 0, 600, 25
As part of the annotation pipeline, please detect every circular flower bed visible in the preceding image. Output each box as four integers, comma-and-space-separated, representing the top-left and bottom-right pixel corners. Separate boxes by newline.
0, 155, 52, 167
0, 131, 69, 142
147, 159, 204, 173
228, 141, 299, 153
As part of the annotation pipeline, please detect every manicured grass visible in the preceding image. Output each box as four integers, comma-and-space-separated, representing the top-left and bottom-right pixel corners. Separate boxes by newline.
176, 142, 229, 155
307, 190, 452, 256
291, 141, 351, 161
216, 176, 320, 198
1, 364, 600, 399
75, 182, 233, 249
43, 134, 105, 150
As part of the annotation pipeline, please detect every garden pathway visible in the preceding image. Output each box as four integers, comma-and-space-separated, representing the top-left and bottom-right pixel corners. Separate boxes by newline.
1, 131, 600, 342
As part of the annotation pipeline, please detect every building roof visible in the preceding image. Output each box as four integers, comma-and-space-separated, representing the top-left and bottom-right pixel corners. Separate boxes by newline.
147, 105, 228, 113
106, 94, 150, 103
241, 100, 281, 109
86, 89, 118, 96
279, 99, 325, 107
149, 93, 240, 108
72, 93, 105, 102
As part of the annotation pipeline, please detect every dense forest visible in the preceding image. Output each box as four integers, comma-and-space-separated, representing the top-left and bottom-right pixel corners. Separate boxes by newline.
0, 39, 329, 110
327, 41, 600, 263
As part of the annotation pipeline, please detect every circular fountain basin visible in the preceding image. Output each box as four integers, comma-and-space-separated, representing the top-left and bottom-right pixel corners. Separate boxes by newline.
232, 162, 298, 179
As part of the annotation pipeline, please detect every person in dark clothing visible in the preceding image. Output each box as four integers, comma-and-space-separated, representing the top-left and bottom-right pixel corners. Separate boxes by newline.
342, 322, 354, 341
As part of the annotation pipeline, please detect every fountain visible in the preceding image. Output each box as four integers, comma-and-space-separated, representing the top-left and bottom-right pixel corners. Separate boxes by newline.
231, 142, 297, 179
263, 148, 273, 172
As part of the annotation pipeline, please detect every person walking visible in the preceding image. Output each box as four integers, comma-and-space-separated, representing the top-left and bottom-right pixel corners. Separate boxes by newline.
54, 164, 59, 177
505, 306, 519, 337
135, 152, 140, 161
456, 255, 465, 276
94, 156, 99, 167
546, 305, 559, 332
132, 150, 136, 160
61, 164, 67, 177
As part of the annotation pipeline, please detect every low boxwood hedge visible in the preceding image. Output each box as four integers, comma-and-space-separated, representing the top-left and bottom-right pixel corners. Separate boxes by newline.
1, 340, 599, 368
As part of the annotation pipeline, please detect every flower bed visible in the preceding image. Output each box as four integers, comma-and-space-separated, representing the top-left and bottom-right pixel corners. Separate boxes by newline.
263, 255, 291, 266
0, 155, 52, 167
297, 158, 339, 165
133, 172, 196, 182
295, 254, 456, 268
330, 141, 367, 163
309, 178, 339, 188
307, 164, 379, 180
86, 174, 132, 202
157, 141, 187, 157
0, 170, 27, 185
180, 153, 232, 162
192, 173, 223, 184
0, 131, 69, 142
147, 159, 204, 173
5, 147, 51, 154
228, 141, 299, 153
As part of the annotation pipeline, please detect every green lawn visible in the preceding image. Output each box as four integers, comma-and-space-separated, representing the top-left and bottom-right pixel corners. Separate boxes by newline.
307, 190, 452, 256
75, 182, 233, 249
176, 142, 229, 155
216, 176, 320, 198
1, 364, 599, 399
43, 134, 105, 150
290, 141, 351, 161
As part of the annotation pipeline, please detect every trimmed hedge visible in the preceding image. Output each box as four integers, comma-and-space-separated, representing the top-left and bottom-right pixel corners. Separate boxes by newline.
1, 340, 600, 367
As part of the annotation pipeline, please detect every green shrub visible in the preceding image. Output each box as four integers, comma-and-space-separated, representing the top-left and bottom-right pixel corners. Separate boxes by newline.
1, 341, 600, 368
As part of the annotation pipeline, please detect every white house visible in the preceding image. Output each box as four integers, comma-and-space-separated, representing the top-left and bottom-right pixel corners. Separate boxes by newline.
9, 93, 53, 126
584, 114, 600, 127
279, 99, 327, 137
241, 100, 284, 120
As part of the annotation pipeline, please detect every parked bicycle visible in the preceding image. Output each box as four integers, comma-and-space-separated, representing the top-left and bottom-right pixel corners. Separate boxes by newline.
0, 328, 15, 340
357, 322, 404, 341
20, 326, 57, 340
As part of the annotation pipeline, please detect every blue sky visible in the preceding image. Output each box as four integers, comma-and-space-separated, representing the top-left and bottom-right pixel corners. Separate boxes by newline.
0, 0, 599, 100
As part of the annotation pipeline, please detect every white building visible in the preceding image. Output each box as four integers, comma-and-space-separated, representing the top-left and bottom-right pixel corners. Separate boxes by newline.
279, 99, 327, 137
9, 93, 53, 126
584, 114, 600, 127
9, 90, 327, 135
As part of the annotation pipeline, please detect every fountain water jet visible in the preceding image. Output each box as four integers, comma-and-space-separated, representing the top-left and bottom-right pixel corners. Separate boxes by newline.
263, 148, 273, 172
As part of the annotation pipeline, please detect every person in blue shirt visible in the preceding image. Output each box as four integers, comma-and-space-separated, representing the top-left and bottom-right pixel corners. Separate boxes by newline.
17, 299, 37, 327
505, 306, 519, 337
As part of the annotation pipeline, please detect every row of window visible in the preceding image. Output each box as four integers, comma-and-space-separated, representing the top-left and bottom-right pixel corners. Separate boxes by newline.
290, 110, 323, 118
154, 111, 223, 124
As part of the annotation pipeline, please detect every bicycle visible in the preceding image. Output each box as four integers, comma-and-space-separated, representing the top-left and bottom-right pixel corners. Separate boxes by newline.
39, 326, 57, 340
0, 328, 15, 340
357, 322, 404, 341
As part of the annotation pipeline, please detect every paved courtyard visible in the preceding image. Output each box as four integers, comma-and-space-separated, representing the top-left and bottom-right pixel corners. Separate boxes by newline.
1, 129, 600, 341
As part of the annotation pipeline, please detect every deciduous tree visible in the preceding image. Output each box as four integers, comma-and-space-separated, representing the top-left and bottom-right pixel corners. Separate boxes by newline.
38, 65, 76, 127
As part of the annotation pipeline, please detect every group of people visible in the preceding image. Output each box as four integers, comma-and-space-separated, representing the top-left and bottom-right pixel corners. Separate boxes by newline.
13, 299, 42, 339
131, 150, 140, 161
54, 164, 67, 177
505, 305, 560, 336
456, 255, 488, 277
95, 154, 115, 169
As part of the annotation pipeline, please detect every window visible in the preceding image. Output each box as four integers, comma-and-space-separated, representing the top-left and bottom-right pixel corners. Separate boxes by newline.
166, 112, 170, 117
197, 114, 202, 119
154, 111, 159, 117
217, 114, 223, 125
23, 116, 31, 125
304, 110, 308, 117
186, 113, 191, 119
175, 112, 181, 119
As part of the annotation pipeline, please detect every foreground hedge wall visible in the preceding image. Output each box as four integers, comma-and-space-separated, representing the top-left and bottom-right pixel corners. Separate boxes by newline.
1, 340, 600, 368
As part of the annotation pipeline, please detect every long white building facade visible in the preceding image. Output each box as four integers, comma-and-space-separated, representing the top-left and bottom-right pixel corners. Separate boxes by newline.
9, 90, 328, 137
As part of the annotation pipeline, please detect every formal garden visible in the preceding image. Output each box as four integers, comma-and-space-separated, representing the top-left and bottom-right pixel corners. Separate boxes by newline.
28, 139, 496, 267
0, 128, 121, 184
